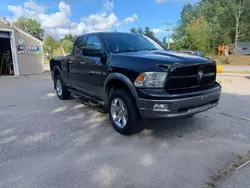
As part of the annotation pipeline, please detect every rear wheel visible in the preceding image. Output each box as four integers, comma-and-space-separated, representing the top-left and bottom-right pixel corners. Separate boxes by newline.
109, 88, 142, 135
54, 75, 71, 100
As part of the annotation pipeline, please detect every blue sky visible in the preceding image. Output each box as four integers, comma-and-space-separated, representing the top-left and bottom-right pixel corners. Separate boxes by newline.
1, 0, 198, 39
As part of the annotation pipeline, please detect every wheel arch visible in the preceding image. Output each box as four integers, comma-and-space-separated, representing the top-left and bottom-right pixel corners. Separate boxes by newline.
103, 73, 138, 112
104, 73, 138, 98
52, 65, 63, 81
52, 65, 65, 90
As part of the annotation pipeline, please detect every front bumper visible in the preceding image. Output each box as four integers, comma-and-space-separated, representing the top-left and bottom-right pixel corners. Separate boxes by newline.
136, 89, 221, 118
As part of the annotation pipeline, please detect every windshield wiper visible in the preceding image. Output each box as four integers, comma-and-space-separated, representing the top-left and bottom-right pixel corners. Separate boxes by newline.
139, 48, 158, 51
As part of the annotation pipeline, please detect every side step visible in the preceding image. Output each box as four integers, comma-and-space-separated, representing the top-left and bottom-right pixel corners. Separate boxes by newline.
69, 89, 104, 107
88, 99, 100, 107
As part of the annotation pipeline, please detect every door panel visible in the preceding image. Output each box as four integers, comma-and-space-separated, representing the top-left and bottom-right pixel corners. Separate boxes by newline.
83, 56, 107, 98
68, 54, 88, 90
68, 36, 88, 90
74, 34, 107, 99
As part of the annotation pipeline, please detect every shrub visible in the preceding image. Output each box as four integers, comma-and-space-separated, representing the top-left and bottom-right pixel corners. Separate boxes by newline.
219, 57, 230, 64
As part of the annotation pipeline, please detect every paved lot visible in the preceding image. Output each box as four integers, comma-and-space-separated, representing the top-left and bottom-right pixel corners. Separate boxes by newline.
0, 74, 250, 188
219, 164, 250, 188
223, 66, 250, 72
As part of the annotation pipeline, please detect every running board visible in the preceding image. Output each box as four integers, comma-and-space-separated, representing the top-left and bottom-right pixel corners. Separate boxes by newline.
69, 89, 104, 106
88, 99, 101, 107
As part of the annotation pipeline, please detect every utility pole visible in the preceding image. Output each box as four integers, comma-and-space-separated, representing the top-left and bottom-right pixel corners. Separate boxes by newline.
165, 23, 172, 49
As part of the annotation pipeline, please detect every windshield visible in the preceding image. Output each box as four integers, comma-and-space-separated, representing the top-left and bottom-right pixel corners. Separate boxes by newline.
103, 33, 164, 53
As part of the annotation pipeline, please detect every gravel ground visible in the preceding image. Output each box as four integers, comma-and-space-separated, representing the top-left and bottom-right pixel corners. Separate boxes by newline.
0, 74, 250, 188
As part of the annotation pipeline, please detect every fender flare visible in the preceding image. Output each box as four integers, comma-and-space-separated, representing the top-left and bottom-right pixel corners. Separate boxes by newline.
52, 65, 65, 90
104, 73, 138, 98
52, 65, 63, 81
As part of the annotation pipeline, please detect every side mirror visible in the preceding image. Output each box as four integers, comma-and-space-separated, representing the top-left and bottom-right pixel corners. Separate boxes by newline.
82, 48, 104, 57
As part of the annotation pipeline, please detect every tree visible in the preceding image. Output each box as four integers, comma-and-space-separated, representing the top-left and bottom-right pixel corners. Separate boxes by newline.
130, 28, 137, 33
60, 34, 76, 43
61, 40, 73, 54
137, 27, 144, 35
15, 17, 44, 40
172, 0, 250, 53
172, 3, 201, 50
186, 17, 211, 53
144, 27, 163, 45
43, 35, 59, 60
144, 27, 155, 39
162, 37, 167, 48
129, 26, 162, 45
230, 0, 250, 49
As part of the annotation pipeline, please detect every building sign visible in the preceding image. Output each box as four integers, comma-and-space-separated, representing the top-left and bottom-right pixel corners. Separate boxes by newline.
17, 45, 40, 55
18, 39, 25, 45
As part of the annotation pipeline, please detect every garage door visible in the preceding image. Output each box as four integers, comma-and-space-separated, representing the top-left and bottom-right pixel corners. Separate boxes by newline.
0, 31, 10, 39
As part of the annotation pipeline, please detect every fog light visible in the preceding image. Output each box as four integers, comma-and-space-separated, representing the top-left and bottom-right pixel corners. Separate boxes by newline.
153, 104, 169, 112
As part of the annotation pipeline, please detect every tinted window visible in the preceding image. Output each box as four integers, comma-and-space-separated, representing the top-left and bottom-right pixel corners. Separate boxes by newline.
73, 36, 87, 54
103, 33, 164, 53
86, 35, 102, 50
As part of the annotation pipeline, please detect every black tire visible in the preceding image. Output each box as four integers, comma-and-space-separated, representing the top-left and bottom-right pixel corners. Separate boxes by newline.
54, 74, 71, 100
109, 88, 142, 135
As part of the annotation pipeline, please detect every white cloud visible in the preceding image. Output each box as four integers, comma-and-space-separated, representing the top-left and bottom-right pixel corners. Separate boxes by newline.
103, 0, 114, 11
81, 12, 119, 31
24, 0, 45, 13
124, 13, 138, 23
152, 28, 164, 34
7, 0, 126, 39
155, 0, 166, 3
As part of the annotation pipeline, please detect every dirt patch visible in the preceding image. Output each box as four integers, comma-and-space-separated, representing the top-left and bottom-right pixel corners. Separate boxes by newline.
217, 78, 232, 84
208, 55, 250, 66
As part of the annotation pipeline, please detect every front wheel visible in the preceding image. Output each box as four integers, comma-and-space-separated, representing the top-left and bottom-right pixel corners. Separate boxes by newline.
109, 89, 142, 135
54, 75, 71, 100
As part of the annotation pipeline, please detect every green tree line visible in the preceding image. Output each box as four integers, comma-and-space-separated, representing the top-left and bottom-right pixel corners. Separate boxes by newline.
15, 17, 44, 41
130, 27, 164, 46
43, 34, 76, 60
172, 0, 250, 53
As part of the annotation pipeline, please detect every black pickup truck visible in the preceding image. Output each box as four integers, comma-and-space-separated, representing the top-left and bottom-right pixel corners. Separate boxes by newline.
50, 32, 221, 135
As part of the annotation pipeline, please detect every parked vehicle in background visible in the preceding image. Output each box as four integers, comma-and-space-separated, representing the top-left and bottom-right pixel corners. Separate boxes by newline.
50, 32, 221, 135
183, 51, 204, 57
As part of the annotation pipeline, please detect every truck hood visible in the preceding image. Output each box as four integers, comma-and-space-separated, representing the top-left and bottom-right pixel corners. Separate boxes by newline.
112, 50, 212, 65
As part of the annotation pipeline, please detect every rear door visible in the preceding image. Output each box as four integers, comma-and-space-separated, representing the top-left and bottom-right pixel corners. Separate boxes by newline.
68, 36, 87, 90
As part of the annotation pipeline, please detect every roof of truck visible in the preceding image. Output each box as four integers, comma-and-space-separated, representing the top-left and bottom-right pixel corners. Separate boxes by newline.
76, 31, 138, 39
86, 31, 133, 35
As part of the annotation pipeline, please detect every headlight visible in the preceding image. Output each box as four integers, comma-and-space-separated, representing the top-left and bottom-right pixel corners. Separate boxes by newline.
134, 72, 167, 88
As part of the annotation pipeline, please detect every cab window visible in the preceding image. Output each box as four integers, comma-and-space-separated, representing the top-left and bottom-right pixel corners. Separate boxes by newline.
86, 35, 102, 50
73, 36, 87, 54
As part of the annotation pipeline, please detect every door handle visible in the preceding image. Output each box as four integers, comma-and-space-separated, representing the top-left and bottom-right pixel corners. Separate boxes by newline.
68, 60, 73, 64
80, 61, 87, 65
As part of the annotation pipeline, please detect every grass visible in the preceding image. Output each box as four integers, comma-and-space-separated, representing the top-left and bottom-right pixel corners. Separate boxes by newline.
205, 152, 250, 188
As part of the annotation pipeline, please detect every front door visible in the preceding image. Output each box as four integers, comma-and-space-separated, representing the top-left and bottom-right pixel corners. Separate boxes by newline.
79, 35, 107, 99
